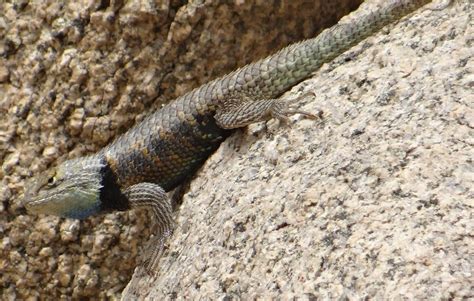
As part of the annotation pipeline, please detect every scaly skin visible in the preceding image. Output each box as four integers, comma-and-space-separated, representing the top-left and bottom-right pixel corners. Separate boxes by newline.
23, 0, 434, 271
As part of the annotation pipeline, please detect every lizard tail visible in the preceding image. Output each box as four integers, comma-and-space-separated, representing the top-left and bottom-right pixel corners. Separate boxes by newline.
221, 0, 432, 99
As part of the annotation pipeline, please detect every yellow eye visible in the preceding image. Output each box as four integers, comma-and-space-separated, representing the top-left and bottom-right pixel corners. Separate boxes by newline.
46, 170, 57, 186
48, 176, 56, 185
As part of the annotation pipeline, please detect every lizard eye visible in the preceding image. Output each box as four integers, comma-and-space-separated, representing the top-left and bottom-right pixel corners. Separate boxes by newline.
47, 176, 56, 186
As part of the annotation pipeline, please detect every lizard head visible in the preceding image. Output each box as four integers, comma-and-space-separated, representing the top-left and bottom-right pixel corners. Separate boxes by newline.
23, 156, 105, 219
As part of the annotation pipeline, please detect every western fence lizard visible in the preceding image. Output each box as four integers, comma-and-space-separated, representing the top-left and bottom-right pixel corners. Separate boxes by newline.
23, 0, 435, 272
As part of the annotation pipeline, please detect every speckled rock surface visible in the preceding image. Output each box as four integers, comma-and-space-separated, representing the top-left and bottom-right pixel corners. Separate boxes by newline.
124, 1, 473, 299
0, 0, 363, 299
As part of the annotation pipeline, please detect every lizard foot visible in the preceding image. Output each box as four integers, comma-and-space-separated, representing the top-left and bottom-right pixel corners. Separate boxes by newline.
215, 91, 320, 129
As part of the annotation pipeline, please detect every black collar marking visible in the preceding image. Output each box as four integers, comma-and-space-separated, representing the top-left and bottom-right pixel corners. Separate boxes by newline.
99, 160, 130, 212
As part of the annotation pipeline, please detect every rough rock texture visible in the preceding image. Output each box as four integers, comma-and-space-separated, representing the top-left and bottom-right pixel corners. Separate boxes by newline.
124, 1, 473, 299
0, 0, 363, 299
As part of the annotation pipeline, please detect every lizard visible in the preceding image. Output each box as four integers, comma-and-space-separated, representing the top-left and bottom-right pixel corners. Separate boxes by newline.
23, 0, 437, 273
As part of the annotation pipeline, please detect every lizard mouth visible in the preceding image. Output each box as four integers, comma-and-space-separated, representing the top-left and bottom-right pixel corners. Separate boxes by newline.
22, 179, 44, 213
23, 185, 102, 219
23, 189, 58, 213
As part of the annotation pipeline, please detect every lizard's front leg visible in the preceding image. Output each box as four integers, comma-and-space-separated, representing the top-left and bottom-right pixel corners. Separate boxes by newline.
123, 182, 174, 273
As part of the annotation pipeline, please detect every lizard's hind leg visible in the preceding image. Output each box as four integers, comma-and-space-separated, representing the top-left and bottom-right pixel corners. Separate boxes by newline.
215, 92, 319, 129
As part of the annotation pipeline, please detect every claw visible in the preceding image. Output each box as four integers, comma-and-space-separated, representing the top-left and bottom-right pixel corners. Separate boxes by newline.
275, 91, 322, 121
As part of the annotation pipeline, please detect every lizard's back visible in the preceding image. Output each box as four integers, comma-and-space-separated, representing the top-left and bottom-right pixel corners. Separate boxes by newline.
102, 90, 231, 192
101, 0, 432, 193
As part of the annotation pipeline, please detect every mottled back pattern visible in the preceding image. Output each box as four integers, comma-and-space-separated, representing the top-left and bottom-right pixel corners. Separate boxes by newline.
103, 99, 230, 191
